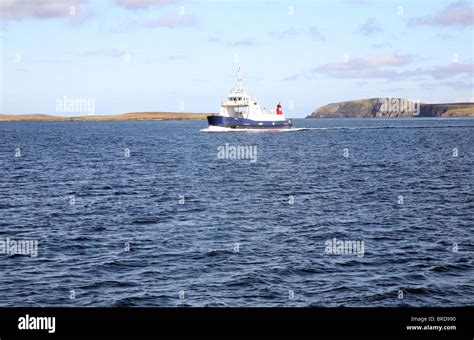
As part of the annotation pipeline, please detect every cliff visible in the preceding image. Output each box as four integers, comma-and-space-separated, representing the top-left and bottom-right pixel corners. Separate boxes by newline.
307, 98, 474, 118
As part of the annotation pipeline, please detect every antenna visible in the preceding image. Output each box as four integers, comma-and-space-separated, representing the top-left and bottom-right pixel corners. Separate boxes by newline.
237, 66, 243, 91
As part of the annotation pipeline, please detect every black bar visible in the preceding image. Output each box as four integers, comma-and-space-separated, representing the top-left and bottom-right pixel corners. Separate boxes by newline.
0, 307, 472, 339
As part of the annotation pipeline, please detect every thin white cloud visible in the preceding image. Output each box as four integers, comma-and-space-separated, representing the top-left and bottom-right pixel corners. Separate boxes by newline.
370, 42, 392, 49
343, 0, 370, 4
167, 55, 190, 60
226, 39, 261, 47
0, 0, 87, 21
79, 48, 128, 58
144, 13, 197, 28
268, 27, 299, 39
314, 53, 413, 73
115, 0, 177, 9
207, 36, 220, 43
269, 26, 325, 41
207, 36, 262, 47
308, 25, 325, 41
284, 53, 473, 81
427, 63, 474, 79
408, 1, 474, 27
434, 33, 454, 39
312, 62, 474, 79
99, 13, 196, 33
358, 18, 383, 36
438, 80, 473, 89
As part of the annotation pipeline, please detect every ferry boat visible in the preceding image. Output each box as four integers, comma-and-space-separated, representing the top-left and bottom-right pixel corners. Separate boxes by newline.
207, 68, 292, 130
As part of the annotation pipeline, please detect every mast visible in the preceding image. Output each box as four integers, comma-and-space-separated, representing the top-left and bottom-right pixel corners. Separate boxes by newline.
237, 67, 243, 92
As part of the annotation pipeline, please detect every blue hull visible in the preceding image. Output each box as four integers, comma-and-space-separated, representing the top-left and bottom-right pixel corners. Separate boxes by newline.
207, 116, 292, 129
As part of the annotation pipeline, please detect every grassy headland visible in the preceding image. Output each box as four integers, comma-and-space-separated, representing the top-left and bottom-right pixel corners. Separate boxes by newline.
0, 112, 210, 122
307, 99, 474, 118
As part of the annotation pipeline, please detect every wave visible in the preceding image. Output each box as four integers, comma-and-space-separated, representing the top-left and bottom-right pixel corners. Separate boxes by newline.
297, 125, 474, 131
201, 124, 473, 133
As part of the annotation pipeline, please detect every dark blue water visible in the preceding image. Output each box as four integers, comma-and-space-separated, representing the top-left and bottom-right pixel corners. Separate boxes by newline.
0, 118, 473, 306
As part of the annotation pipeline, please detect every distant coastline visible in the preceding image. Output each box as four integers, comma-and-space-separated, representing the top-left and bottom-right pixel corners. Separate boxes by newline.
0, 112, 210, 122
307, 99, 474, 118
3, 100, 474, 122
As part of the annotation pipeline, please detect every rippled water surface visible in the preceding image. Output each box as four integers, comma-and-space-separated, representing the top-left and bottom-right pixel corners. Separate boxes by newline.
0, 118, 473, 306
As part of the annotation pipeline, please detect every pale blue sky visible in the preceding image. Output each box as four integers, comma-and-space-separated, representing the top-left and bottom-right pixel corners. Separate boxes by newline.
1, 0, 473, 117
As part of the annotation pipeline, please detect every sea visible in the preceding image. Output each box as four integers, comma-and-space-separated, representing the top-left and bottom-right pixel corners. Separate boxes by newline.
0, 118, 472, 306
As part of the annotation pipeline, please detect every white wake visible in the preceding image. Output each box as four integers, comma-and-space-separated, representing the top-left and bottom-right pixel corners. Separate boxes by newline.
200, 126, 309, 133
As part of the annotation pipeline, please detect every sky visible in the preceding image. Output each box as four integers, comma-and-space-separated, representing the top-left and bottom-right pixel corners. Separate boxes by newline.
1, 0, 473, 118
